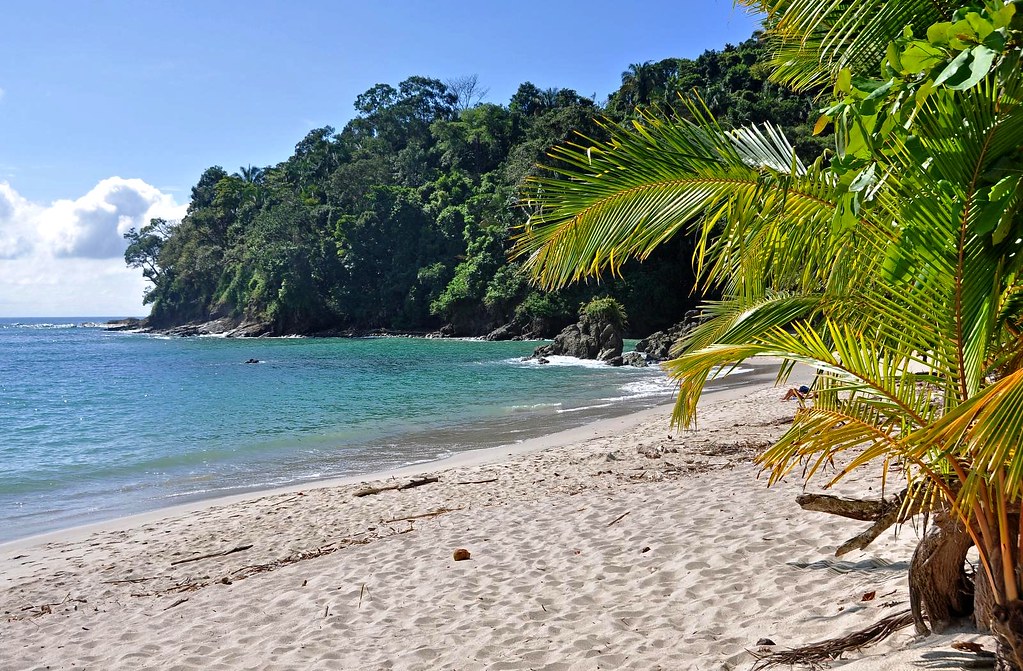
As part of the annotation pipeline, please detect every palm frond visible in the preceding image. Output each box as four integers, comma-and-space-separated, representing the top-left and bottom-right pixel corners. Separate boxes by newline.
740, 0, 952, 91
511, 106, 839, 292
900, 369, 1023, 509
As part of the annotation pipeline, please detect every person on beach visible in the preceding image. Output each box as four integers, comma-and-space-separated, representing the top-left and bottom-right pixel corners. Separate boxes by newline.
782, 384, 811, 401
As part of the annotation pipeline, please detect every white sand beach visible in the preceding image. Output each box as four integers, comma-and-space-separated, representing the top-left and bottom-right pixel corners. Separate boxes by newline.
0, 380, 995, 670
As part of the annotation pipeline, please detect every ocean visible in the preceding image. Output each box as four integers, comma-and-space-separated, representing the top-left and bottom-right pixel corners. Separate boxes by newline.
0, 318, 685, 543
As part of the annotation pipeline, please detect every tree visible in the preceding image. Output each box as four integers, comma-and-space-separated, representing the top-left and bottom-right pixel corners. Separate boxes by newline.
617, 61, 658, 109
446, 74, 490, 111
514, 0, 1023, 667
235, 164, 264, 184
124, 218, 174, 302
126, 47, 832, 340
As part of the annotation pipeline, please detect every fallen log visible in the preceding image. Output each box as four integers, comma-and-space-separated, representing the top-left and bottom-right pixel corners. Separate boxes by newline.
353, 476, 439, 497
795, 493, 889, 521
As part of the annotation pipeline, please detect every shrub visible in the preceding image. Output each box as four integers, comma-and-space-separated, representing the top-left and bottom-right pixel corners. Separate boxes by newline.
581, 296, 627, 330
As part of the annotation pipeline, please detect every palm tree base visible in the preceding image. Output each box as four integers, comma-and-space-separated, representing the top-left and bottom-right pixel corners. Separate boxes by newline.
909, 510, 974, 633
991, 601, 1023, 671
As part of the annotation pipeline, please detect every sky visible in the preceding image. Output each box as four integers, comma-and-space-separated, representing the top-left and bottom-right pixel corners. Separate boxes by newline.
0, 0, 760, 318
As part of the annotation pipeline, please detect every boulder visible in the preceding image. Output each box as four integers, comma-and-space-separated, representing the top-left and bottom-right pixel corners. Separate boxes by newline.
483, 322, 521, 341
635, 310, 702, 361
622, 351, 648, 367
161, 317, 272, 338
530, 312, 624, 362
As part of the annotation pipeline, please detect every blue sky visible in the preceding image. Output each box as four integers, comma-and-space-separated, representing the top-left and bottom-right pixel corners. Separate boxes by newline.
0, 1, 760, 317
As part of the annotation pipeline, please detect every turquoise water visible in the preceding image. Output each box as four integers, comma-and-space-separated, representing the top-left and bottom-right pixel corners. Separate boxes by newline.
0, 319, 679, 542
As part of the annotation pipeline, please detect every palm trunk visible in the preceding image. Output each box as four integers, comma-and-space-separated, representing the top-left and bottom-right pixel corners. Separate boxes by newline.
908, 510, 974, 633
977, 541, 1023, 671
991, 601, 1023, 671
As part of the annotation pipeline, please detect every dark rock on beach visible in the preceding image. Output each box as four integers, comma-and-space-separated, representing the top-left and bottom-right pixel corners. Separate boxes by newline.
483, 321, 521, 341
162, 317, 273, 338
528, 313, 624, 363
621, 351, 648, 367
483, 317, 549, 342
635, 310, 702, 361
103, 318, 146, 331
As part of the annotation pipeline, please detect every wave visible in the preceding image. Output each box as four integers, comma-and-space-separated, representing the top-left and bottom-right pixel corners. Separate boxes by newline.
607, 378, 677, 401
505, 402, 563, 413
504, 355, 619, 369
1, 322, 78, 330
557, 402, 615, 413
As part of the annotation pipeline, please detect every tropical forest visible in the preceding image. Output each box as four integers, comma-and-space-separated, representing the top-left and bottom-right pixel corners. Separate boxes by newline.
124, 35, 821, 339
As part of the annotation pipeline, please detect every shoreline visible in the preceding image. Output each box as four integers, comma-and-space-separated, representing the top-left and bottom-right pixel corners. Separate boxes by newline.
1, 357, 780, 551
0, 331, 674, 546
0, 400, 674, 554
2, 368, 994, 669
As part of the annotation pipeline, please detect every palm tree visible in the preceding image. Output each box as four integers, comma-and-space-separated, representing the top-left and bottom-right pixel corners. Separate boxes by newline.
514, 0, 1023, 666
237, 164, 264, 185
619, 61, 658, 109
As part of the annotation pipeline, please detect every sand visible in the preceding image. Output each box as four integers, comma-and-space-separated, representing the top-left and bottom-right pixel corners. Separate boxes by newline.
0, 379, 996, 670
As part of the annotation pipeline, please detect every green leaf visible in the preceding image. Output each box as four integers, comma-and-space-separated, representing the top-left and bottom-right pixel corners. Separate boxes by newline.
991, 2, 1016, 29
991, 176, 1023, 244
982, 29, 1007, 52
933, 49, 972, 86
914, 80, 936, 108
964, 12, 995, 41
950, 45, 997, 90
863, 79, 895, 102
851, 76, 890, 94
933, 47, 996, 90
886, 42, 905, 73
901, 41, 946, 74
948, 18, 980, 49
927, 21, 955, 45
836, 68, 852, 95
849, 163, 877, 193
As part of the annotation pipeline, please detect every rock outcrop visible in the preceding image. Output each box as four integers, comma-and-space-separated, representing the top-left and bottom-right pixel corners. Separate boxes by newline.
621, 351, 649, 367
103, 318, 146, 332
529, 313, 624, 363
126, 316, 274, 338
483, 321, 521, 341
483, 317, 550, 342
635, 311, 702, 361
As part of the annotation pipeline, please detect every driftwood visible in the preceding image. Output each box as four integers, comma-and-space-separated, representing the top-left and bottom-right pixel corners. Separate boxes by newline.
384, 507, 461, 523
796, 490, 924, 557
170, 544, 253, 566
797, 487, 977, 636
607, 511, 630, 527
353, 476, 439, 497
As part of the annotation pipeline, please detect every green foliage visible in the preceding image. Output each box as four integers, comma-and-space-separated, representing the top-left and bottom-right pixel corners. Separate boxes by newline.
129, 42, 817, 337
581, 296, 628, 330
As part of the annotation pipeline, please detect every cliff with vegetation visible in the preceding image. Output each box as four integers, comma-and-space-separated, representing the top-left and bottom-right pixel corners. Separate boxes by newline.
124, 35, 823, 338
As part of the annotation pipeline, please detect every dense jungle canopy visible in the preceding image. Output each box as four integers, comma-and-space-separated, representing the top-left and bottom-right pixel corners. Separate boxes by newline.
125, 35, 823, 338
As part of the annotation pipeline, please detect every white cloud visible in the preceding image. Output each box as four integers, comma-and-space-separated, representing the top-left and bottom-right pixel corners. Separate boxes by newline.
0, 87, 5, 102
0, 183, 37, 259
0, 178, 186, 316
37, 177, 185, 259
